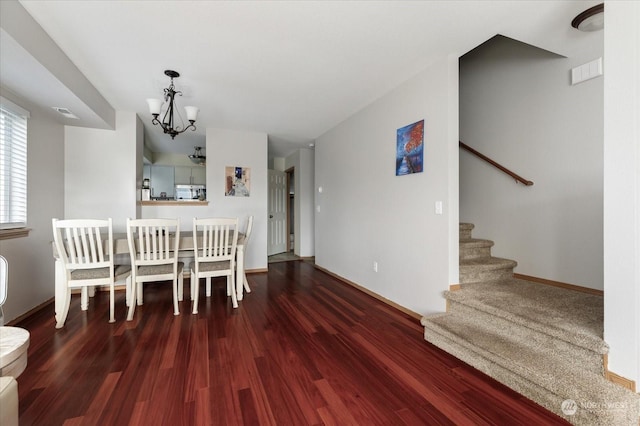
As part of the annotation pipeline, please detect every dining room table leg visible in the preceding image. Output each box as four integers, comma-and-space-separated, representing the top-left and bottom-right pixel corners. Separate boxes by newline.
236, 244, 244, 301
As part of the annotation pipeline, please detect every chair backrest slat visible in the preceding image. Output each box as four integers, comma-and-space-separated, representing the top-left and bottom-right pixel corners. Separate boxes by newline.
79, 227, 91, 263
96, 227, 106, 261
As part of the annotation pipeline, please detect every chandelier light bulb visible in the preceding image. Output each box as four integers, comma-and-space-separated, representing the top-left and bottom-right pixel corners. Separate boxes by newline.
184, 106, 199, 122
146, 98, 163, 116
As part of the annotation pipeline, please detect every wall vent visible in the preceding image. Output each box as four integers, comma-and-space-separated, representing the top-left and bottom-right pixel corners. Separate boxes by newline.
52, 107, 79, 119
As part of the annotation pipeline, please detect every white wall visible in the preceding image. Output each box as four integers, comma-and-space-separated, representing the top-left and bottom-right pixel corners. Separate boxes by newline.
459, 35, 604, 290
283, 148, 315, 257
207, 128, 268, 271
603, 0, 640, 385
140, 128, 268, 271
315, 56, 459, 316
64, 111, 140, 232
0, 88, 65, 322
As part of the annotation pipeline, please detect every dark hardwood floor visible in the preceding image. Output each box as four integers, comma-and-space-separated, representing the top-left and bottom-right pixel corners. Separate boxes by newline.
13, 260, 569, 425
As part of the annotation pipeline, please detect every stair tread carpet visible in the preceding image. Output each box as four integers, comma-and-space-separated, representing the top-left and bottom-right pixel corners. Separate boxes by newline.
446, 278, 606, 354
422, 313, 640, 425
459, 256, 517, 269
447, 299, 604, 375
459, 238, 494, 248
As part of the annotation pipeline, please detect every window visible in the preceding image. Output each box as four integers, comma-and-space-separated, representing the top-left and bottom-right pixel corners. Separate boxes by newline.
0, 97, 29, 231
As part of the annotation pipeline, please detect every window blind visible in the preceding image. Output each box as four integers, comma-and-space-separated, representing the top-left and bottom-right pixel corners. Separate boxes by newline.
0, 97, 29, 229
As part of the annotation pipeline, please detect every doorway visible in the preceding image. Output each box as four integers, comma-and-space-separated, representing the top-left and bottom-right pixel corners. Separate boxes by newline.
286, 168, 294, 253
267, 167, 300, 263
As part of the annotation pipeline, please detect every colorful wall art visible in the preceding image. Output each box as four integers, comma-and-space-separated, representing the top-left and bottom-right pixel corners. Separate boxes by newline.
396, 119, 424, 176
225, 166, 251, 197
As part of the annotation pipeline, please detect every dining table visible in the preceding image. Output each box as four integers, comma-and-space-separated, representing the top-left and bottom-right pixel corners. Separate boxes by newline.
52, 231, 246, 324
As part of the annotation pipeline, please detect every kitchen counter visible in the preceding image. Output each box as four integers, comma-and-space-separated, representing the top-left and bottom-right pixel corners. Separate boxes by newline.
140, 200, 209, 206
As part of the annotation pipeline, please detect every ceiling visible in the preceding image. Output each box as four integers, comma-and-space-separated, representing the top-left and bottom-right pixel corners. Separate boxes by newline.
1, 1, 601, 159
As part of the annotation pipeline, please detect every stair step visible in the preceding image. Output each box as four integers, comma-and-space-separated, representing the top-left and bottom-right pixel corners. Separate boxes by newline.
447, 279, 608, 354
447, 299, 603, 374
432, 223, 640, 424
459, 256, 517, 283
459, 238, 494, 260
459, 222, 474, 239
421, 313, 640, 425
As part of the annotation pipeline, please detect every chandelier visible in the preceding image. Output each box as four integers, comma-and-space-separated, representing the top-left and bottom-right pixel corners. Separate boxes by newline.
188, 146, 206, 165
571, 3, 604, 32
146, 70, 199, 139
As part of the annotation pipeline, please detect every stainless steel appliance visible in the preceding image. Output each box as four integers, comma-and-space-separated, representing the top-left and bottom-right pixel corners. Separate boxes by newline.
175, 184, 206, 201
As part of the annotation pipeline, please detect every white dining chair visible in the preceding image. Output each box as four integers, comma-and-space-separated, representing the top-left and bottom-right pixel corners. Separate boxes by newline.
126, 218, 184, 320
191, 217, 239, 314
51, 218, 131, 328
240, 215, 253, 294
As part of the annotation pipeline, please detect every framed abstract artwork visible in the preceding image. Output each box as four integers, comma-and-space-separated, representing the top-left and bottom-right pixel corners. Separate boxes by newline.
396, 119, 424, 176
225, 166, 251, 197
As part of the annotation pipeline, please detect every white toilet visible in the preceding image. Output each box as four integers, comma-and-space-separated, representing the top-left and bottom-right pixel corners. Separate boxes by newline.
0, 327, 30, 378
0, 326, 29, 426
0, 256, 29, 426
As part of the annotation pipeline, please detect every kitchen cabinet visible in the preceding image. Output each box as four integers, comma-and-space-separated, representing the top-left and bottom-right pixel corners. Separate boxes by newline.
175, 166, 206, 185
149, 165, 175, 199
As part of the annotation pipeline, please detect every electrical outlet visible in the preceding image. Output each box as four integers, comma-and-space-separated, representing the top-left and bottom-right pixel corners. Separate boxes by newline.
373, 261, 378, 272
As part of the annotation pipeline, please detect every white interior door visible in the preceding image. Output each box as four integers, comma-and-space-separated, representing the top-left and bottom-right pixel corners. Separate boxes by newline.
268, 170, 288, 256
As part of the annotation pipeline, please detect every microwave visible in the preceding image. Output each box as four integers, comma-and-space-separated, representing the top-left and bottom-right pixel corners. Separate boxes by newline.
175, 184, 206, 201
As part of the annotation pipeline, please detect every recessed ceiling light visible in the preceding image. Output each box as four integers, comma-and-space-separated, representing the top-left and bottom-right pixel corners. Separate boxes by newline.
52, 107, 79, 119
571, 3, 604, 32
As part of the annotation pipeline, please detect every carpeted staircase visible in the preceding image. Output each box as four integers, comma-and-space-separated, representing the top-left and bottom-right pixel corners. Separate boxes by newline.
421, 223, 640, 425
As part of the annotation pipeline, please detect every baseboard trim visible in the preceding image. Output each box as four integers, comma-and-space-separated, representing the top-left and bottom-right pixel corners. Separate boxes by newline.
247, 268, 268, 274
603, 354, 637, 392
313, 264, 422, 321
513, 273, 603, 296
5, 297, 54, 326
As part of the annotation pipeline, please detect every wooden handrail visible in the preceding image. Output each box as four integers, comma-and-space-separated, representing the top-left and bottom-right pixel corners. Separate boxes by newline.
459, 141, 533, 186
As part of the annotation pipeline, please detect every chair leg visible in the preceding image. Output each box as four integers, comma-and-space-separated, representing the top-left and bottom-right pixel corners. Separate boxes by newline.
81, 287, 89, 311
206, 277, 212, 297
124, 277, 131, 307
126, 280, 137, 321
243, 273, 251, 293
172, 278, 179, 316
192, 275, 199, 315
137, 281, 143, 305
109, 284, 115, 323
55, 288, 72, 329
125, 276, 132, 307
178, 270, 184, 302
229, 273, 238, 309
190, 272, 194, 300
